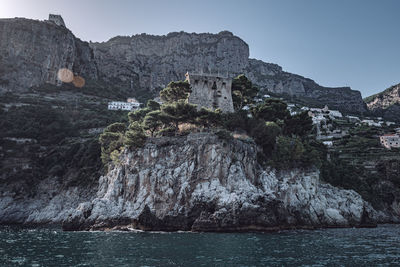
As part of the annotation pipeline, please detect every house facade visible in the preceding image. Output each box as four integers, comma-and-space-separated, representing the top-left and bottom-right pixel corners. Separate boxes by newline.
108, 99, 140, 111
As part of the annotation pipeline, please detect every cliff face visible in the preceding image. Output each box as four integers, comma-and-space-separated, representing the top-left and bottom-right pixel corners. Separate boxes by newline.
0, 17, 367, 114
0, 18, 97, 93
90, 31, 249, 90
245, 59, 367, 114
63, 133, 376, 231
365, 84, 400, 121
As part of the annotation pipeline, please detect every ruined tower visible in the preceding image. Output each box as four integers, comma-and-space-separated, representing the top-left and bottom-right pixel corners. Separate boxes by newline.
185, 72, 234, 113
48, 14, 66, 27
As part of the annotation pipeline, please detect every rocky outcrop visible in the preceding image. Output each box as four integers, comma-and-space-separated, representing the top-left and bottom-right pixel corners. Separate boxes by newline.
365, 83, 400, 122
0, 177, 95, 224
63, 133, 376, 231
0, 18, 97, 93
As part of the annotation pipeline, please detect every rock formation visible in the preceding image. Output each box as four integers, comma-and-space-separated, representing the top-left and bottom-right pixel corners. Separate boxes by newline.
0, 16, 367, 114
365, 83, 400, 122
63, 133, 376, 231
0, 17, 97, 93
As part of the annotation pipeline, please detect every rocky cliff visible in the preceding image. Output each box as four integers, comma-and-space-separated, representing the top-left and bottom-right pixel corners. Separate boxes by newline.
63, 133, 376, 231
365, 83, 400, 122
0, 18, 97, 93
0, 16, 367, 114
90, 32, 367, 114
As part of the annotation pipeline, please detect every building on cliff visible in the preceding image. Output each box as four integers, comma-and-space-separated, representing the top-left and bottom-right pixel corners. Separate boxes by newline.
108, 98, 140, 111
380, 134, 400, 149
47, 14, 66, 27
185, 72, 234, 113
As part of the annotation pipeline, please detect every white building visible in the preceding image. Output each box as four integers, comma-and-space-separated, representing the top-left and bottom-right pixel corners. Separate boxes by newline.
328, 110, 343, 118
108, 99, 140, 111
362, 119, 382, 127
380, 134, 400, 149
322, 141, 333, 147
346, 115, 360, 122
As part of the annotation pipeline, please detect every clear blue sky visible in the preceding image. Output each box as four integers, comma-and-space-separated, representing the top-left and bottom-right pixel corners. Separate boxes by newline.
1, 0, 399, 97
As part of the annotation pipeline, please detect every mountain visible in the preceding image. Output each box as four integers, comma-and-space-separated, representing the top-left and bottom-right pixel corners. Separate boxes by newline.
0, 17, 97, 93
365, 83, 400, 122
0, 16, 367, 114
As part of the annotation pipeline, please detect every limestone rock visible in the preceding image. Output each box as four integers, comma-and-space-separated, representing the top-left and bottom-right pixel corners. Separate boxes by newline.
366, 83, 400, 122
63, 133, 377, 231
0, 18, 97, 93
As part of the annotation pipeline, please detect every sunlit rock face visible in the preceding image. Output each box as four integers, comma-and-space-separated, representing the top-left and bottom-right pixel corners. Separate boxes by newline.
366, 83, 400, 122
63, 133, 376, 232
0, 18, 97, 93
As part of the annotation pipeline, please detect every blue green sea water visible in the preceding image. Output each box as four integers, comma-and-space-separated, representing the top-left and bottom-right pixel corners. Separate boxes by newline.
0, 224, 399, 266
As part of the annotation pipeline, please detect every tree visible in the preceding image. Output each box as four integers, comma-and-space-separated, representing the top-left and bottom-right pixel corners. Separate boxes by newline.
99, 131, 124, 164
143, 110, 163, 137
160, 100, 198, 132
283, 111, 313, 137
273, 136, 305, 168
124, 122, 147, 148
146, 99, 161, 111
196, 108, 222, 128
231, 74, 259, 111
250, 120, 281, 155
160, 81, 191, 103
251, 99, 290, 122
104, 122, 126, 134
128, 108, 151, 124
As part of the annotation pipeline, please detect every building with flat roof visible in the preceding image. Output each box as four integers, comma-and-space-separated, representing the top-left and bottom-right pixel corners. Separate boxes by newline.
108, 98, 140, 111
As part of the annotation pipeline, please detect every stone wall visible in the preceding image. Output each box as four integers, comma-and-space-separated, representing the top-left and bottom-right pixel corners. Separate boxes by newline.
186, 72, 234, 113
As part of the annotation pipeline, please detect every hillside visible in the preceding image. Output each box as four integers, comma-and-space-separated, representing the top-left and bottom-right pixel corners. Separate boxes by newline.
365, 83, 400, 122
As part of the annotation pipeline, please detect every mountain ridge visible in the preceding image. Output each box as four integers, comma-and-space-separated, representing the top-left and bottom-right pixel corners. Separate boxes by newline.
0, 16, 367, 114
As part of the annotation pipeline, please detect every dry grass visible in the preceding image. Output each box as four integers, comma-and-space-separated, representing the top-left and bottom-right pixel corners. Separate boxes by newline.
233, 133, 251, 140
178, 123, 200, 133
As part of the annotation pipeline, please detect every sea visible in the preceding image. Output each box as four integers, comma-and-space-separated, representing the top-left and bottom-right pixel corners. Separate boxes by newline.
0, 224, 399, 266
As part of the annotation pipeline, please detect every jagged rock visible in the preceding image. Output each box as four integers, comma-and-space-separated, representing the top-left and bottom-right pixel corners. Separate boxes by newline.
63, 133, 376, 231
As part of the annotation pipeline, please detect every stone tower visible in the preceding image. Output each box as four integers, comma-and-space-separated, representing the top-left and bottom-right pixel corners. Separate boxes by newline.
185, 72, 234, 113
48, 14, 66, 27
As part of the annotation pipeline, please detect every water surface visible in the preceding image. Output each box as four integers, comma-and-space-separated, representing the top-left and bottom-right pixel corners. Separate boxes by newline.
1, 225, 399, 266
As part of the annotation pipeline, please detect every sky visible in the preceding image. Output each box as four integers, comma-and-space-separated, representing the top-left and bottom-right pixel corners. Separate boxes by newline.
1, 0, 399, 97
